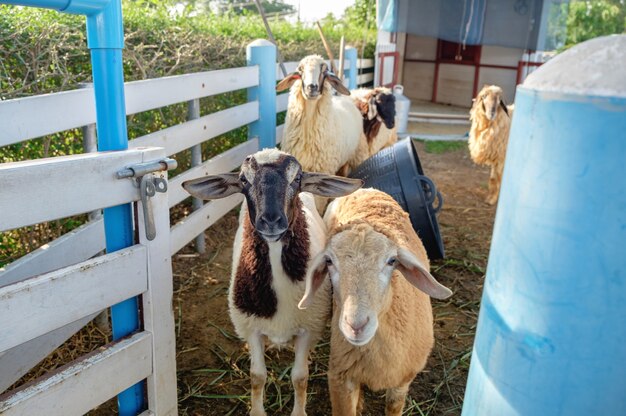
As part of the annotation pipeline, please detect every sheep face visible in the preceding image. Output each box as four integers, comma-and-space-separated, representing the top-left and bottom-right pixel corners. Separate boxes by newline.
298, 55, 327, 100
276, 55, 350, 98
474, 85, 509, 121
374, 91, 396, 129
299, 221, 451, 346
182, 149, 363, 243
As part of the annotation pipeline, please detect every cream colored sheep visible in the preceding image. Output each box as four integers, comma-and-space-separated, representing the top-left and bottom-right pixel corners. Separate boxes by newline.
298, 188, 452, 416
276, 55, 364, 211
468, 84, 515, 205
183, 149, 363, 416
349, 87, 398, 169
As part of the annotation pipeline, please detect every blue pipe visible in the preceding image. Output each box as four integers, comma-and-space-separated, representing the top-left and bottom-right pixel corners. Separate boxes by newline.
92, 49, 145, 415
2, 0, 145, 413
87, 3, 145, 415
247, 39, 277, 149
1, 0, 109, 15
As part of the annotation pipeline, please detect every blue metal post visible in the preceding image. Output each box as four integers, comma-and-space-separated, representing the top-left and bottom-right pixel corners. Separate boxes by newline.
247, 39, 277, 149
1, 0, 144, 414
462, 36, 626, 416
345, 47, 358, 90
87, 3, 145, 415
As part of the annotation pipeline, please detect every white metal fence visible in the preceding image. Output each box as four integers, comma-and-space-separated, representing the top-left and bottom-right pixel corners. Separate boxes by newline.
0, 51, 375, 413
0, 147, 177, 415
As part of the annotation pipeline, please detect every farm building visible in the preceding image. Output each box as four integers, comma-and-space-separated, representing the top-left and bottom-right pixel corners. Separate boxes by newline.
1, 0, 625, 415
374, 0, 568, 106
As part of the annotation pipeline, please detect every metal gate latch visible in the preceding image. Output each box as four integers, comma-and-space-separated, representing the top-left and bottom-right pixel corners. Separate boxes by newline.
117, 158, 177, 240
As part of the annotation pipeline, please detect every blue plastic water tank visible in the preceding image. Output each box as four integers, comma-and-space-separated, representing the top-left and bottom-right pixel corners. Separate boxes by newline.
462, 35, 626, 416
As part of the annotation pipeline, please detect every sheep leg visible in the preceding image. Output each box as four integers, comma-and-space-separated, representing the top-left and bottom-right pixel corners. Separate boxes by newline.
385, 382, 410, 416
328, 375, 360, 416
291, 330, 312, 416
248, 331, 267, 416
486, 165, 500, 205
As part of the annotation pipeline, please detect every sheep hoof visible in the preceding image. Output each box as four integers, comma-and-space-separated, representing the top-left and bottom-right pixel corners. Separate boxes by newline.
250, 408, 267, 416
290, 409, 307, 416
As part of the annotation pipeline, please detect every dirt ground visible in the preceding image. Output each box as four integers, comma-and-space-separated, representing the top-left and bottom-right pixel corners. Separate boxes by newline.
170, 140, 496, 416
9, 140, 495, 416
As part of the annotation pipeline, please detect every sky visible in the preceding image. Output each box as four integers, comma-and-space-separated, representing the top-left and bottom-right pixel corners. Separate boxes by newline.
282, 0, 356, 23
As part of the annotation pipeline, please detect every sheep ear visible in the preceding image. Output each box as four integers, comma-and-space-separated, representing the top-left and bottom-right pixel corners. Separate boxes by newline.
324, 72, 351, 95
182, 173, 242, 200
298, 252, 328, 309
396, 247, 452, 300
276, 72, 301, 91
301, 172, 363, 197
499, 99, 509, 116
367, 96, 378, 120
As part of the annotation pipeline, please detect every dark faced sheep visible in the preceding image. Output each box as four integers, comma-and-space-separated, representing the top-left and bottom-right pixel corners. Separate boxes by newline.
349, 87, 399, 170
183, 149, 362, 416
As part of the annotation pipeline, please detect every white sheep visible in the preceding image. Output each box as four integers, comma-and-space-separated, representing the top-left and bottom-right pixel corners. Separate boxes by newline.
276, 55, 364, 211
298, 188, 452, 416
468, 84, 515, 205
349, 87, 398, 169
182, 148, 362, 416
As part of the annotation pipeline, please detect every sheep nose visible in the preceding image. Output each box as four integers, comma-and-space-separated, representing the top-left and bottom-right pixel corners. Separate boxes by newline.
260, 213, 281, 226
346, 316, 370, 335
306, 84, 318, 92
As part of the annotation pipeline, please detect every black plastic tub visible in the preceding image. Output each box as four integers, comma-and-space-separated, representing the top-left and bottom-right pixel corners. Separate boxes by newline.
349, 138, 445, 259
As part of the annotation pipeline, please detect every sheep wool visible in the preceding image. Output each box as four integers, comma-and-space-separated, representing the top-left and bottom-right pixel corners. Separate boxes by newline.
349, 87, 398, 169
324, 189, 440, 415
281, 56, 363, 177
468, 85, 515, 205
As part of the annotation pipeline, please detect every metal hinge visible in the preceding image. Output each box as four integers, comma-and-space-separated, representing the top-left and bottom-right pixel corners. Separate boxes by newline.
117, 158, 177, 240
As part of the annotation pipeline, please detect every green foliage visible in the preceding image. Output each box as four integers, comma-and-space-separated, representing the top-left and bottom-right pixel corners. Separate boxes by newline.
344, 0, 376, 27
564, 0, 626, 48
0, 1, 375, 163
0, 0, 375, 265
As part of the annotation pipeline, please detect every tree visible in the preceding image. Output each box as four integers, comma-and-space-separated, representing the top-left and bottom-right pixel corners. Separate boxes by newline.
565, 0, 625, 47
197, 0, 295, 16
344, 0, 375, 27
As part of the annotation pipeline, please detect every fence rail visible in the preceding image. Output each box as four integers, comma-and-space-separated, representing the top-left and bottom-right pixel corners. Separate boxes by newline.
0, 147, 176, 414
0, 45, 375, 413
0, 332, 152, 416
0, 148, 163, 232
0, 245, 147, 352
0, 51, 373, 270
0, 66, 258, 147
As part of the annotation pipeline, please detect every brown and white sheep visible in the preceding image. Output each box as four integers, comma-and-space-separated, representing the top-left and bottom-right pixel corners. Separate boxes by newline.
468, 84, 515, 205
276, 55, 364, 211
183, 149, 362, 416
349, 87, 398, 169
298, 188, 452, 416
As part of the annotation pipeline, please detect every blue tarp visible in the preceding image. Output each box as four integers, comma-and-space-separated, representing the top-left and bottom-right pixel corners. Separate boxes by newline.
381, 0, 568, 51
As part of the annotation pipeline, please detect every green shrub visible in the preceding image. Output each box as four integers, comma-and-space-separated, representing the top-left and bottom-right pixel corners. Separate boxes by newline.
0, 2, 375, 266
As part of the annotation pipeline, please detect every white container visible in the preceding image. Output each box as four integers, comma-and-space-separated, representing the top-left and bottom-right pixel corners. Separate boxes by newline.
393, 84, 411, 134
